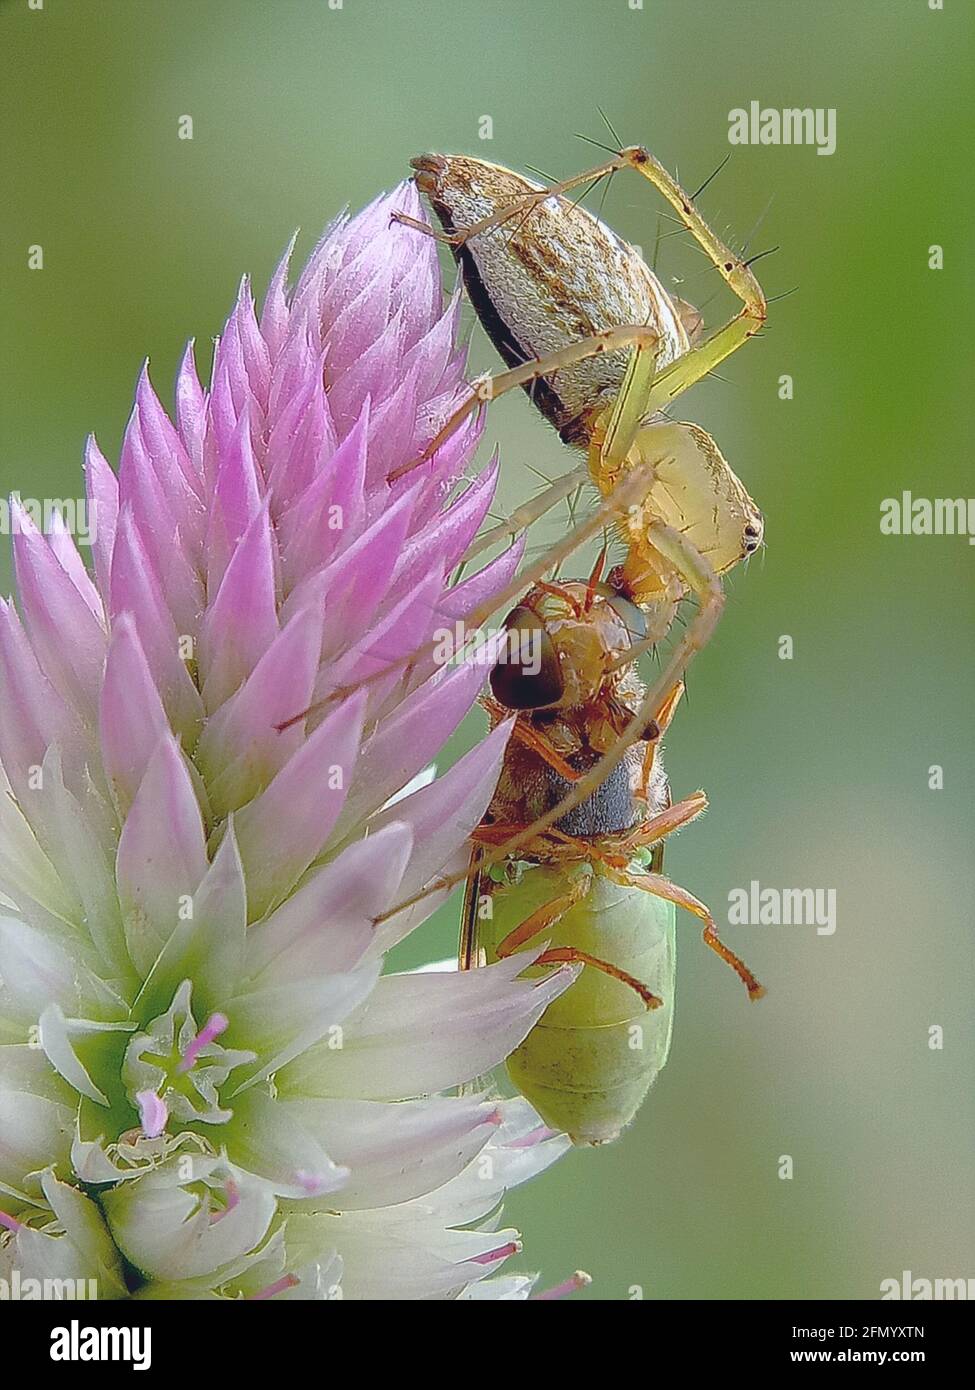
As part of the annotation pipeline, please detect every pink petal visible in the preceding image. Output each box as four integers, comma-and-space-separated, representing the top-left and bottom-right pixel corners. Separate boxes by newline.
233, 691, 366, 921
200, 504, 280, 712
99, 612, 172, 814
260, 232, 298, 359
11, 501, 107, 726
108, 508, 204, 742
244, 820, 413, 985
338, 646, 501, 831
196, 601, 325, 817
83, 434, 119, 603
175, 340, 208, 482
116, 734, 209, 976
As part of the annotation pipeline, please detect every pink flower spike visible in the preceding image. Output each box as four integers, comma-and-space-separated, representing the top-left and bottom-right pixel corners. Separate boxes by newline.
177, 1012, 229, 1073
0, 179, 579, 1300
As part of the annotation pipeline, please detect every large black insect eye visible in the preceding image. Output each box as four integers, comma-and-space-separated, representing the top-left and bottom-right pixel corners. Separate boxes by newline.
490, 605, 563, 709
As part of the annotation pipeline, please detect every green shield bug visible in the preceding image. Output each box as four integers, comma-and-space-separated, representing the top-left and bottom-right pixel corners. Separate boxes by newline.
461, 570, 764, 1146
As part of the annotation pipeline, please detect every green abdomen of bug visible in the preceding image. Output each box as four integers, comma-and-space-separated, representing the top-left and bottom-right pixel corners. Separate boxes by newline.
483, 861, 675, 1146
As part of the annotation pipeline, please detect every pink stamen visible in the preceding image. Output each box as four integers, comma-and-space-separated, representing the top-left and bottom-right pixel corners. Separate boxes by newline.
247, 1273, 300, 1301
532, 1269, 593, 1300
0, 1211, 23, 1233
136, 1089, 168, 1139
471, 1239, 522, 1265
177, 1012, 229, 1072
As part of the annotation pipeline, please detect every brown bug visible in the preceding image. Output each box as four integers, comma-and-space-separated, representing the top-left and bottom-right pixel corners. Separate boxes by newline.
461, 560, 763, 1144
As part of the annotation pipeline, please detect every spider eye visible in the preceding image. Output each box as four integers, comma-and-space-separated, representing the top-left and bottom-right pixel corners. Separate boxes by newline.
490, 605, 563, 709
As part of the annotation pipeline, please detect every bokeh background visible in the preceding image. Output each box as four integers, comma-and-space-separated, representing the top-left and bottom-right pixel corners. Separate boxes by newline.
1, 0, 972, 1299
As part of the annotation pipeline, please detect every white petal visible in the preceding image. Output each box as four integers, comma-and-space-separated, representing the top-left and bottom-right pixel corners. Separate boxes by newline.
283, 950, 576, 1100
276, 1094, 502, 1210
133, 821, 248, 1021
102, 1160, 276, 1282
229, 959, 380, 1093
0, 917, 80, 1020
226, 1089, 349, 1200
0, 1091, 74, 1185
244, 822, 412, 985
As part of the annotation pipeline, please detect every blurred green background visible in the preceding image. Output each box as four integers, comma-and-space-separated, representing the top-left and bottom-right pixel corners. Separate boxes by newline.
1, 0, 972, 1300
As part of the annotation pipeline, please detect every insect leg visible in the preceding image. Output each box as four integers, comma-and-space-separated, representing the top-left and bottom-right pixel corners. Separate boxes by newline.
602, 864, 765, 1001
493, 873, 663, 1010
494, 872, 591, 955
614, 790, 708, 854
463, 465, 589, 562
396, 155, 624, 248
638, 680, 684, 801
531, 948, 662, 1010
614, 146, 768, 413
500, 720, 584, 783
613, 520, 724, 729
592, 335, 660, 483
388, 325, 663, 482
459, 847, 484, 971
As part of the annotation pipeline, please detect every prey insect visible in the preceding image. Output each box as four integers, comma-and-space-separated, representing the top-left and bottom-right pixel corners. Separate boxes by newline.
461, 560, 764, 1146
393, 142, 767, 727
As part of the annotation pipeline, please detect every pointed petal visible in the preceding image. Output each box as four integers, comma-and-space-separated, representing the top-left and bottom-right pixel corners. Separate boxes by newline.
11, 501, 107, 724
116, 735, 209, 976
83, 434, 119, 602
133, 821, 248, 1021
283, 950, 576, 1101
200, 504, 279, 711
244, 821, 412, 984
196, 601, 324, 818
338, 645, 502, 831
99, 612, 171, 815
369, 719, 512, 949
233, 692, 365, 921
